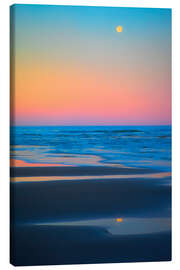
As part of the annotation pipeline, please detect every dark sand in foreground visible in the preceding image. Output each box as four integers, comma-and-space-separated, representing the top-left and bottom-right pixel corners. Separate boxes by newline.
10, 166, 171, 266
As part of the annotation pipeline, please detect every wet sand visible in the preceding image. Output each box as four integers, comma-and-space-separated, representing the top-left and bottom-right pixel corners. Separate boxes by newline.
11, 225, 171, 266
10, 165, 171, 265
10, 165, 158, 177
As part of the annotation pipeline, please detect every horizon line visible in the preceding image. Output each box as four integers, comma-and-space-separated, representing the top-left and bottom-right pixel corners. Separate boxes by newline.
10, 124, 172, 127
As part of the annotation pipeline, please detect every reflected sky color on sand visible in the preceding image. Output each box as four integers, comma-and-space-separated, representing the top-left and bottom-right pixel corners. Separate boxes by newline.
11, 172, 171, 183
31, 217, 171, 236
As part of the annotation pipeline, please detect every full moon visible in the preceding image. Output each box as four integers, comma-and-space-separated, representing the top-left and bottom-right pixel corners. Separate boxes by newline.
116, 26, 123, 33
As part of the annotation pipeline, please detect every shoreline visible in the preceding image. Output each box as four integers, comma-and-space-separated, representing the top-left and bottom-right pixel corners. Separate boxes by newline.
11, 172, 171, 183
10, 165, 161, 178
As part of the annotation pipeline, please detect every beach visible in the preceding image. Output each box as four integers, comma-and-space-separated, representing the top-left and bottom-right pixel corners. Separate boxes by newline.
10, 126, 171, 265
11, 165, 171, 265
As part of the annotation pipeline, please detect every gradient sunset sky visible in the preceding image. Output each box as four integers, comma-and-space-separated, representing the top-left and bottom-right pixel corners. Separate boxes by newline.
11, 5, 171, 126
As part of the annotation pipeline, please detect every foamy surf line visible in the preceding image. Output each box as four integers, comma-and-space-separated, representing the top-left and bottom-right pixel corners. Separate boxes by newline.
11, 172, 171, 183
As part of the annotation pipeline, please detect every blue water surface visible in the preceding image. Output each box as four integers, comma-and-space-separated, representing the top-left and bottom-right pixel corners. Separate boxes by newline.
10, 125, 171, 171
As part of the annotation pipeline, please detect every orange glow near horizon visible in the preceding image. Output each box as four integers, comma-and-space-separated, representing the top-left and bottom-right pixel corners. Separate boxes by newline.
12, 61, 171, 125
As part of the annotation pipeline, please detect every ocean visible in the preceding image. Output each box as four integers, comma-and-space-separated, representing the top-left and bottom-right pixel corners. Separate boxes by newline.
10, 125, 171, 170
